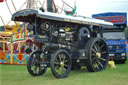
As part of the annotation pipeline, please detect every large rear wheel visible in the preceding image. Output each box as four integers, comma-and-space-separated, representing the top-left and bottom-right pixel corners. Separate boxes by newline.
50, 50, 71, 78
85, 38, 109, 72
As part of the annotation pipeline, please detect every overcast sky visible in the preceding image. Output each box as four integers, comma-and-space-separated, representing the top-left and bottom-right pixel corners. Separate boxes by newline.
0, 0, 128, 25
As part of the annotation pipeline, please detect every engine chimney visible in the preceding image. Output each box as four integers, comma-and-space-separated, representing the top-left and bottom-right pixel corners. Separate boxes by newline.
47, 0, 53, 12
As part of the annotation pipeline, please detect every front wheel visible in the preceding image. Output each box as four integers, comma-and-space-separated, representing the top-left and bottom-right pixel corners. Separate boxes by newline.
50, 50, 72, 78
27, 50, 47, 76
85, 38, 109, 72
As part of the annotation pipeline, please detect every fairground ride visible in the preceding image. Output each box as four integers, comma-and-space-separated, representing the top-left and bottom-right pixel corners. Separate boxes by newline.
0, 0, 38, 65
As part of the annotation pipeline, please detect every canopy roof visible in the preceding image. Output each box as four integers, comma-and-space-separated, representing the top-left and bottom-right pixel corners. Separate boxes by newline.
0, 32, 12, 37
12, 9, 113, 27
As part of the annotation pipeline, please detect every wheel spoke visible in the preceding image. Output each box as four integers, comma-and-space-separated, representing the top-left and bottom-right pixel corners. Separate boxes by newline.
101, 51, 107, 54
34, 65, 37, 73
58, 54, 62, 61
96, 63, 100, 69
54, 62, 60, 65
33, 54, 38, 64
37, 66, 40, 74
55, 56, 59, 62
55, 66, 59, 73
92, 57, 96, 63
97, 41, 100, 45
30, 65, 35, 70
92, 48, 97, 53
63, 55, 66, 62
94, 45, 98, 52
64, 60, 68, 63
64, 64, 68, 67
62, 67, 66, 74
31, 63, 35, 67
96, 44, 100, 52
96, 59, 103, 67
58, 67, 62, 75
99, 57, 106, 61
91, 53, 96, 56
99, 44, 104, 50
93, 60, 99, 69
60, 67, 64, 74
39, 65, 43, 73
63, 67, 67, 71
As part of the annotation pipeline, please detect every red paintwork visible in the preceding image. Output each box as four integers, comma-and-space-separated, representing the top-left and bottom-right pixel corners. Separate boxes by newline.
96, 16, 125, 23
0, 0, 4, 2
0, 53, 5, 60
18, 54, 23, 61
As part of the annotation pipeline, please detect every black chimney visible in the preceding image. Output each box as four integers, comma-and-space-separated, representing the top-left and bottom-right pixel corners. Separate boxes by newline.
47, 0, 53, 12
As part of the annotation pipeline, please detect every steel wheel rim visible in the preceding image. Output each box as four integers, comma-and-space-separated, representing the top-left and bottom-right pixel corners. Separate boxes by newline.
30, 52, 43, 75
54, 52, 69, 76
90, 40, 108, 71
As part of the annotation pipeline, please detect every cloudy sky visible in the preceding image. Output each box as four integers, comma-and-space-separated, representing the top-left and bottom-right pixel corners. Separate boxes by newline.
76, 0, 128, 16
0, 0, 128, 25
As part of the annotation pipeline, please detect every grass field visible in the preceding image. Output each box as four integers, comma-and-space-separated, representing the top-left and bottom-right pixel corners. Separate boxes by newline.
1, 61, 128, 85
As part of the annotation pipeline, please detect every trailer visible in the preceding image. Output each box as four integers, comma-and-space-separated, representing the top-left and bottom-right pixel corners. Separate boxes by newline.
12, 9, 113, 78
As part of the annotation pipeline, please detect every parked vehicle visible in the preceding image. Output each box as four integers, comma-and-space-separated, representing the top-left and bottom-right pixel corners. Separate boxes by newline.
92, 12, 127, 64
103, 30, 127, 64
12, 9, 113, 78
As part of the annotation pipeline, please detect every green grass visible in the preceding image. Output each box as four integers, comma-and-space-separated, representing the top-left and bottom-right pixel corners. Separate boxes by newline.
1, 61, 128, 85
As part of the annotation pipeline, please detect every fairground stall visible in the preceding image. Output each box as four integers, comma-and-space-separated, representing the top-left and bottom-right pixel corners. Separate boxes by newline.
0, 27, 29, 65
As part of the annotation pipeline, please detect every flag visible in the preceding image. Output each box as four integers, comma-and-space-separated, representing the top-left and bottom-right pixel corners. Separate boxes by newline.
0, 0, 4, 2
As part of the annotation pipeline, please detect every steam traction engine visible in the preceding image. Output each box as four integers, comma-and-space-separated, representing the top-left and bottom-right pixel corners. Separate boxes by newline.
12, 9, 113, 78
